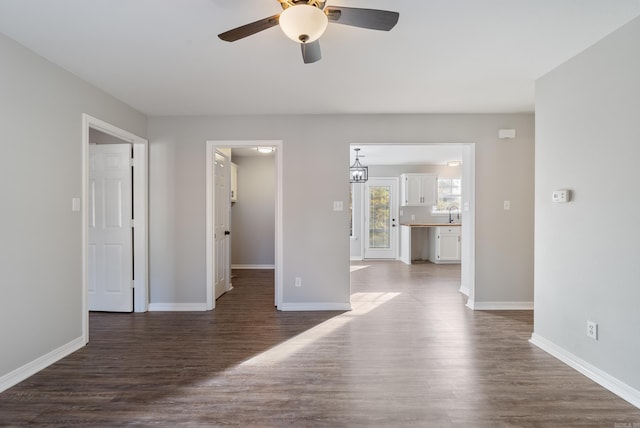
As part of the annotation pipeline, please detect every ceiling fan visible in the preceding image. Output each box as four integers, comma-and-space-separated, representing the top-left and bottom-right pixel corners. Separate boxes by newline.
218, 0, 399, 64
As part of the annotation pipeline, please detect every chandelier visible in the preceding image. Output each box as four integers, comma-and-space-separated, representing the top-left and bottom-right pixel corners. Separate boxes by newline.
350, 148, 368, 183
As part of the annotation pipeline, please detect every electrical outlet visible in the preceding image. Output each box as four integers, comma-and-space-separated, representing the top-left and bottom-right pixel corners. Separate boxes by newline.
587, 321, 598, 340
504, 200, 511, 210
295, 277, 302, 287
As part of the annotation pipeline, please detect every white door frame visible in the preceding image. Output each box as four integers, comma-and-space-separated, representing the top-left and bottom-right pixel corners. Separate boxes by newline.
82, 114, 149, 342
363, 177, 400, 260
349, 142, 476, 307
460, 144, 476, 306
206, 140, 283, 310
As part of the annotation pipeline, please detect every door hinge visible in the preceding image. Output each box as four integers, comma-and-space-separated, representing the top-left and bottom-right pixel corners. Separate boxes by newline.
131, 279, 135, 289
130, 219, 135, 228
130, 158, 135, 167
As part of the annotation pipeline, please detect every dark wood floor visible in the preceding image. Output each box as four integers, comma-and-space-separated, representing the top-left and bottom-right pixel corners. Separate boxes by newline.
1, 262, 640, 427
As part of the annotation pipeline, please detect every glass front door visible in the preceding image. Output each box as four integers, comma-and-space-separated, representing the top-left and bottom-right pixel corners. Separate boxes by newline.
364, 178, 398, 259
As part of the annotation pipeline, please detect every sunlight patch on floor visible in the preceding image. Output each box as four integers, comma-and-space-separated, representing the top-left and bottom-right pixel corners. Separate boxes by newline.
350, 264, 370, 273
239, 292, 400, 367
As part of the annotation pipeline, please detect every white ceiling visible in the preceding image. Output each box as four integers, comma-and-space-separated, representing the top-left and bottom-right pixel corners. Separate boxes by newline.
1, 1, 639, 116
350, 144, 462, 166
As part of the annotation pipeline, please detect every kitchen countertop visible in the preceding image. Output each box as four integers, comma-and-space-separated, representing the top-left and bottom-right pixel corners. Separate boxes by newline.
400, 223, 461, 227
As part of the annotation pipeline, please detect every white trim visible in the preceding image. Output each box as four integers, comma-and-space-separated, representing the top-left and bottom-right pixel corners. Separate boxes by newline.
461, 144, 476, 310
206, 140, 284, 311
350, 256, 364, 261
458, 286, 470, 296
0, 337, 84, 393
132, 143, 149, 313
279, 302, 352, 311
530, 333, 640, 409
82, 114, 149, 343
148, 303, 209, 312
471, 301, 534, 310
231, 264, 275, 270
206, 143, 214, 309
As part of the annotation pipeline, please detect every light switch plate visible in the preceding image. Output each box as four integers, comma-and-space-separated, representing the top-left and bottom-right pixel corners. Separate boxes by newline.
72, 197, 81, 212
333, 201, 343, 211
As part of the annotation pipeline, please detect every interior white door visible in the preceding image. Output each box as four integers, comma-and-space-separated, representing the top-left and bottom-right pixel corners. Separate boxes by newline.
214, 151, 231, 300
364, 178, 399, 259
88, 144, 133, 312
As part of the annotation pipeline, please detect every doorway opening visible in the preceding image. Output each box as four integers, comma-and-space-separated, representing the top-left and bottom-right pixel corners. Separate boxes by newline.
81, 114, 149, 343
349, 143, 476, 305
206, 140, 283, 310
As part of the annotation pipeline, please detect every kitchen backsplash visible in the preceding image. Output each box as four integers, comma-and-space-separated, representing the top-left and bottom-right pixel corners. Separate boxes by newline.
399, 205, 461, 224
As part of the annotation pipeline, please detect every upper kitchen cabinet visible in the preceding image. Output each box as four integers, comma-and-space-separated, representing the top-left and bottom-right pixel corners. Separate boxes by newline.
400, 173, 436, 207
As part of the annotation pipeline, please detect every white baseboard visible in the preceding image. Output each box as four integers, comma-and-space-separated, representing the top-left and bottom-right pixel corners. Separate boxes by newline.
279, 302, 352, 311
469, 301, 534, 310
0, 336, 85, 393
148, 302, 208, 311
350, 256, 363, 261
530, 333, 640, 409
231, 264, 275, 270
458, 286, 470, 296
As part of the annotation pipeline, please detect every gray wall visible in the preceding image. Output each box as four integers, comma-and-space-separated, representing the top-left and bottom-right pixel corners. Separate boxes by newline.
0, 33, 146, 380
231, 155, 275, 267
535, 16, 640, 389
148, 113, 534, 306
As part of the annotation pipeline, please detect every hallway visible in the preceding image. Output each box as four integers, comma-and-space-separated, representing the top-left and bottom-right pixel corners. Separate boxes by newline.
1, 263, 639, 426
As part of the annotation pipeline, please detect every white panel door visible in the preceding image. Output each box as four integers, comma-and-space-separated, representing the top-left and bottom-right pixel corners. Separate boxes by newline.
214, 151, 231, 300
364, 178, 399, 259
88, 144, 133, 312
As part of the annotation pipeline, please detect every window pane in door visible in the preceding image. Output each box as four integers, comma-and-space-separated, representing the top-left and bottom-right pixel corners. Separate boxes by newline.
369, 185, 390, 248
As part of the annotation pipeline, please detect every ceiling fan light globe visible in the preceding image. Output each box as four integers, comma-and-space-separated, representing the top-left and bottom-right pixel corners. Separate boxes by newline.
279, 4, 328, 44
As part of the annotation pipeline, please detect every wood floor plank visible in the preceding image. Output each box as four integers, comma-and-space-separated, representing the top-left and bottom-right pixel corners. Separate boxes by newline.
1, 262, 639, 427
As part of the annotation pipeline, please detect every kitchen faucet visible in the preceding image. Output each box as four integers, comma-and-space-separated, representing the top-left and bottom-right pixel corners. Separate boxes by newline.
448, 206, 460, 224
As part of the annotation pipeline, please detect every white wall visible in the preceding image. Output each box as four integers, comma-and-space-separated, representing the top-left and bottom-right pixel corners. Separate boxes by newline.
534, 15, 640, 394
231, 154, 275, 267
0, 33, 146, 384
148, 113, 534, 307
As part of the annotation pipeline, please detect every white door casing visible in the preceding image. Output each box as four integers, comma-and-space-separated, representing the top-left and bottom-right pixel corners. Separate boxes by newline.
214, 150, 231, 300
206, 140, 283, 310
364, 177, 399, 259
88, 144, 133, 312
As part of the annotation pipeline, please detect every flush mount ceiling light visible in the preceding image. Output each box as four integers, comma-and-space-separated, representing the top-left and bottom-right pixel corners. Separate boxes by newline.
218, 0, 399, 64
257, 146, 275, 154
447, 160, 462, 167
350, 148, 368, 183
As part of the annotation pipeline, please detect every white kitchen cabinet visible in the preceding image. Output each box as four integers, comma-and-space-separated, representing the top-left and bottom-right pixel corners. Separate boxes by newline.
230, 162, 238, 202
400, 173, 436, 206
428, 226, 461, 263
